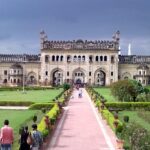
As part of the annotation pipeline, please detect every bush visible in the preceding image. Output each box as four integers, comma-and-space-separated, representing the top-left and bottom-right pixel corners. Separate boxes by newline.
63, 83, 70, 91
0, 101, 34, 106
38, 104, 60, 137
105, 102, 150, 110
33, 115, 37, 122
123, 116, 129, 123
29, 103, 54, 110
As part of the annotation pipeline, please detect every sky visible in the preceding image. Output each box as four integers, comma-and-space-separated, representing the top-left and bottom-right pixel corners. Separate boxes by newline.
0, 0, 150, 55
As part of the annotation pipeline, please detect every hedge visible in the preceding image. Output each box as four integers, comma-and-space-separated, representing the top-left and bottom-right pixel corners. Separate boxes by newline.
28, 103, 54, 110
101, 109, 123, 131
0, 86, 55, 91
38, 104, 60, 138
105, 102, 150, 110
0, 101, 34, 106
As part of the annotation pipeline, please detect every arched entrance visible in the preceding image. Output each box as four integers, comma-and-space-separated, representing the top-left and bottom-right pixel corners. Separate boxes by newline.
27, 72, 37, 85
72, 68, 85, 85
51, 69, 63, 86
94, 69, 106, 86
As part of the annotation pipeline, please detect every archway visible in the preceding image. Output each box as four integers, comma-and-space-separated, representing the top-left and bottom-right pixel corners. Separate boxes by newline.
94, 69, 106, 86
27, 72, 37, 85
51, 68, 63, 86
122, 72, 131, 80
72, 68, 85, 85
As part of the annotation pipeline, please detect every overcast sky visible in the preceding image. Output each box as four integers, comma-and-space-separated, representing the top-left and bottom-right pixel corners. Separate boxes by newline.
0, 0, 150, 55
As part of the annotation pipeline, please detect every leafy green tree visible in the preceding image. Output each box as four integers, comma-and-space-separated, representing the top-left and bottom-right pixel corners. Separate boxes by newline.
111, 80, 144, 102
63, 83, 70, 91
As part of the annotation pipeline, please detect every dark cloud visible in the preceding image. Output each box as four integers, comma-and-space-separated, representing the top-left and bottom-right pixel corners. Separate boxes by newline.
0, 0, 150, 55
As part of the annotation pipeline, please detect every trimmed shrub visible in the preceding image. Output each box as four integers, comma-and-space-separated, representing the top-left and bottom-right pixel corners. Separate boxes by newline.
0, 101, 34, 106
105, 102, 150, 110
123, 116, 129, 123
38, 104, 60, 137
29, 103, 54, 110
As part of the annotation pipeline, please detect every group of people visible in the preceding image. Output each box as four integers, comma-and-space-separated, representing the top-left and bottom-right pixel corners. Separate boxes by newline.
0, 119, 43, 150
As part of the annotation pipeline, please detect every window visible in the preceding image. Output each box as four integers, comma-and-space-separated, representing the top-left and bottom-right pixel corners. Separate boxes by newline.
111, 56, 115, 63
45, 71, 48, 76
52, 55, 55, 61
56, 55, 59, 61
67, 72, 69, 76
143, 71, 145, 75
104, 56, 107, 61
139, 71, 141, 75
89, 56, 93, 63
100, 56, 103, 61
89, 72, 91, 76
4, 70, 7, 75
60, 55, 63, 61
95, 56, 98, 62
45, 55, 49, 62
111, 72, 113, 76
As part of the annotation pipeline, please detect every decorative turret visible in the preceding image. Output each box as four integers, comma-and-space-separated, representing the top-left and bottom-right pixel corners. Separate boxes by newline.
40, 30, 48, 49
112, 30, 120, 42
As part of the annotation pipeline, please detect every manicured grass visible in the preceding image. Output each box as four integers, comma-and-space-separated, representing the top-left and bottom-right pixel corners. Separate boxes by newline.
94, 87, 117, 102
118, 111, 150, 132
146, 85, 150, 90
0, 88, 63, 103
0, 109, 43, 149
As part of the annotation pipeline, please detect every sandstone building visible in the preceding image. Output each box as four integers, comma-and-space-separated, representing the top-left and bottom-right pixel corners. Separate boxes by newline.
0, 31, 150, 86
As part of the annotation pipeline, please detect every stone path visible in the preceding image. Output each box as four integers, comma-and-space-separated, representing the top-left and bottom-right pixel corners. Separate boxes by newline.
46, 88, 118, 150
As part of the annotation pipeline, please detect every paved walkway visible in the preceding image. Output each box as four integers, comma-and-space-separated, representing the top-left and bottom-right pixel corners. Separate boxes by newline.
47, 88, 118, 150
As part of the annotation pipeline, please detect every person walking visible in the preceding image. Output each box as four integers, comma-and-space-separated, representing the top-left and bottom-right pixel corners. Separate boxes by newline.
0, 119, 14, 150
44, 115, 51, 131
30, 124, 43, 150
19, 126, 30, 150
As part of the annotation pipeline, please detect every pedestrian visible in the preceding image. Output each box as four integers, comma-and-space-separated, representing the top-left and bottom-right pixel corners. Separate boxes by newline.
44, 115, 50, 130
30, 124, 43, 150
0, 119, 14, 150
19, 126, 30, 150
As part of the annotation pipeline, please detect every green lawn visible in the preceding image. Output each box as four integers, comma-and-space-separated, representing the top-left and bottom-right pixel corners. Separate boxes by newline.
0, 88, 63, 103
146, 85, 150, 90
118, 111, 150, 132
94, 87, 117, 102
0, 109, 43, 149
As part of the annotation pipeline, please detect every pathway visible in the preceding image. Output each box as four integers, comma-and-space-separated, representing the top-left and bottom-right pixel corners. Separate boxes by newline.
46, 88, 118, 150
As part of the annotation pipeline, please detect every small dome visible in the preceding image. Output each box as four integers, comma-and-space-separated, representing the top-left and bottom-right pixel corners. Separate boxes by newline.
76, 39, 84, 43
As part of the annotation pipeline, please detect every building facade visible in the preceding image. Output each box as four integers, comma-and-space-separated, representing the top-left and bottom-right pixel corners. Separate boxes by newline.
0, 31, 150, 86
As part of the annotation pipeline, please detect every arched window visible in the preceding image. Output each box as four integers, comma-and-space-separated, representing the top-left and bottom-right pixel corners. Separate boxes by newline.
45, 55, 49, 62
78, 56, 81, 61
60, 55, 63, 61
17, 79, 20, 83
111, 56, 115, 63
104, 56, 107, 61
82, 56, 85, 62
100, 56, 103, 61
95, 56, 99, 62
56, 55, 59, 61
52, 55, 55, 61
74, 56, 77, 62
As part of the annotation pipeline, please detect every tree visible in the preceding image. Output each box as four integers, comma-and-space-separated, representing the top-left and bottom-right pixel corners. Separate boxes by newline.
63, 83, 70, 91
111, 80, 144, 102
